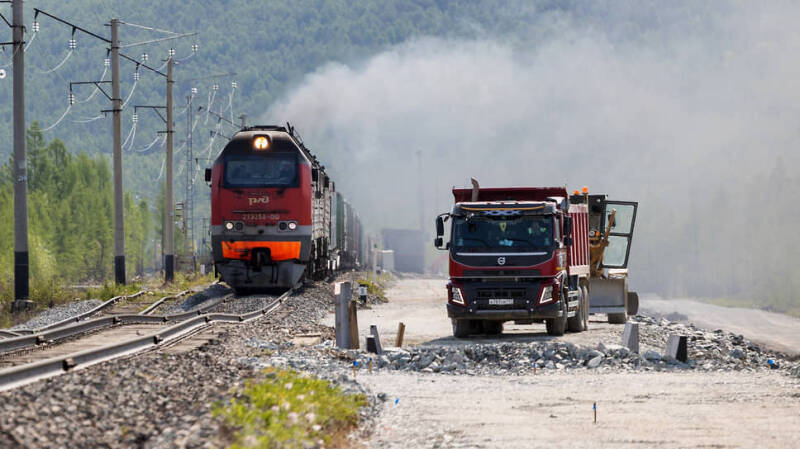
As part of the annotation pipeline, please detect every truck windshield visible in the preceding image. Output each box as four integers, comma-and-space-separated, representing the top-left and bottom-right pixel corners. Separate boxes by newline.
223, 153, 298, 188
451, 215, 554, 250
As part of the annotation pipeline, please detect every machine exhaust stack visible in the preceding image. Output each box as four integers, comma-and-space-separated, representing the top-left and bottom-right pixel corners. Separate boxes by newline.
470, 178, 480, 202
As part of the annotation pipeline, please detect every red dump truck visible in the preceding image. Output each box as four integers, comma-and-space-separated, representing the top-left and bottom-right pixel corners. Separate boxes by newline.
434, 184, 591, 337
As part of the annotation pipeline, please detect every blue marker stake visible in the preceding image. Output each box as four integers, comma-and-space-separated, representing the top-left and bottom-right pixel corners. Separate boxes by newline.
352, 360, 358, 377
593, 402, 597, 423
395, 397, 399, 405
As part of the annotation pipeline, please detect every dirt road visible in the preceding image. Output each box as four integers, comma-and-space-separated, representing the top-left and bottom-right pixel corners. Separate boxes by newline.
335, 278, 800, 448
641, 295, 800, 355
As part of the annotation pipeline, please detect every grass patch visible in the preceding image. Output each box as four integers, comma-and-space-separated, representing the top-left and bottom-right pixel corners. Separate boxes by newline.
213, 368, 367, 449
0, 271, 217, 328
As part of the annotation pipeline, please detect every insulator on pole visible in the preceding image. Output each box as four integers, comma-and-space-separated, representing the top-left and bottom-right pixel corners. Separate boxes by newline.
141, 53, 148, 62
212, 83, 218, 91
132, 112, 138, 123
69, 38, 77, 50
168, 48, 175, 57
192, 43, 198, 53
133, 70, 139, 81
231, 81, 237, 89
69, 92, 75, 105
105, 58, 110, 67
32, 21, 40, 33
191, 87, 197, 95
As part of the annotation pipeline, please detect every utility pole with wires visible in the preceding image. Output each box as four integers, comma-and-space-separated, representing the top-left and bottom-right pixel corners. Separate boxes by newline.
34, 8, 195, 285
164, 54, 174, 282
178, 71, 235, 273
110, 18, 125, 284
2, 0, 34, 312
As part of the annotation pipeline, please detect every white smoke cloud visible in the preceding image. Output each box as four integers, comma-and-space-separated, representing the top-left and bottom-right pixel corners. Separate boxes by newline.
265, 2, 800, 298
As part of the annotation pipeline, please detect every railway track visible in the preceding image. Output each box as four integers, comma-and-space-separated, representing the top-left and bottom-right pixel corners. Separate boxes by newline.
0, 288, 292, 391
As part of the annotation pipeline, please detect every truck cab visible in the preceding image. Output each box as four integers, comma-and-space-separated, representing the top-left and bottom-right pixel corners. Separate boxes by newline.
435, 186, 590, 338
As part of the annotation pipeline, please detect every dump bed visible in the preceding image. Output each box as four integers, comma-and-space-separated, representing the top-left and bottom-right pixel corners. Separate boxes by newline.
453, 187, 569, 203
568, 202, 590, 276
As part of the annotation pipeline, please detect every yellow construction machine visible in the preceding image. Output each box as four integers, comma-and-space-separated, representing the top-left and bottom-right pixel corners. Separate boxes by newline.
572, 191, 639, 324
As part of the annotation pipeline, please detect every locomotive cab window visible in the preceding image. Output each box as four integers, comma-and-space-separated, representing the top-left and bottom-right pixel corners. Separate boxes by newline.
223, 153, 298, 188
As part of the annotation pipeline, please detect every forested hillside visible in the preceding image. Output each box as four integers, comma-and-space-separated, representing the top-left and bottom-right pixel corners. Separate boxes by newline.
0, 1, 798, 317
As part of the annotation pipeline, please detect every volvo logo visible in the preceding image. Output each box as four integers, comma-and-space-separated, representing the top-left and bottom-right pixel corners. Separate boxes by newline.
497, 257, 506, 266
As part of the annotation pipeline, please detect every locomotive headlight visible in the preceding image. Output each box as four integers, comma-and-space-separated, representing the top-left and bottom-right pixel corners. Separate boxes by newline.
225, 221, 234, 230
288, 221, 297, 230
253, 135, 270, 150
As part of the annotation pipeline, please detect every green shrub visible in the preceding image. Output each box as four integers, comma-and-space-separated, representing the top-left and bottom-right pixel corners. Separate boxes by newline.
213, 368, 367, 449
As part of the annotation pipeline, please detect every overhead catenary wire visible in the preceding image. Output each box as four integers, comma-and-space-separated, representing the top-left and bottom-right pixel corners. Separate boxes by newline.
37, 48, 73, 74
132, 135, 163, 153
0, 28, 36, 69
119, 21, 178, 35
41, 104, 72, 132
75, 64, 108, 104
121, 121, 136, 151
121, 78, 138, 108
72, 114, 104, 123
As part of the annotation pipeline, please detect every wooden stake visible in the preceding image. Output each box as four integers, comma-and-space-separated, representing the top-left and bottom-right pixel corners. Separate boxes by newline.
593, 402, 597, 423
369, 358, 373, 374
395, 322, 406, 347
353, 361, 358, 377
348, 300, 359, 349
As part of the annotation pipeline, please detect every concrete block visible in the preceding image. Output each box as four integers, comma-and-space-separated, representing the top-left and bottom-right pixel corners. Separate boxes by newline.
621, 322, 640, 354
665, 335, 688, 363
369, 324, 383, 355
366, 335, 379, 354
334, 282, 351, 349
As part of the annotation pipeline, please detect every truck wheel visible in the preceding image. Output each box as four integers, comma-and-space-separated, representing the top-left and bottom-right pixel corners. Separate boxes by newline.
452, 319, 473, 338
567, 290, 586, 333
483, 320, 503, 335
627, 291, 639, 316
608, 313, 627, 324
546, 301, 567, 336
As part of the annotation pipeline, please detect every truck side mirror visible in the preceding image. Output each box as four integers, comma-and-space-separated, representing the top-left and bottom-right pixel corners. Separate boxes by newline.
436, 216, 445, 236
204, 168, 212, 184
434, 237, 443, 248
563, 216, 573, 238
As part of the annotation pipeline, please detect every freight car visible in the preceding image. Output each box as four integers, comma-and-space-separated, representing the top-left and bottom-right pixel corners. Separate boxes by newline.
206, 124, 363, 293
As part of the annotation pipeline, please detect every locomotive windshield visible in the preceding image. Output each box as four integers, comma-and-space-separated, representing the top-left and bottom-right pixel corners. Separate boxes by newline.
451, 214, 554, 251
223, 153, 298, 188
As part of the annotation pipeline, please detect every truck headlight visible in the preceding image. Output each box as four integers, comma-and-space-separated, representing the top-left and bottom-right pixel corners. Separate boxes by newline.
450, 286, 465, 305
539, 286, 554, 305
225, 221, 234, 230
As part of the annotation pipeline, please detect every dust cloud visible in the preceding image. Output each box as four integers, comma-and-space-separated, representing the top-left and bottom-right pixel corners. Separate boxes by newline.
265, 2, 800, 303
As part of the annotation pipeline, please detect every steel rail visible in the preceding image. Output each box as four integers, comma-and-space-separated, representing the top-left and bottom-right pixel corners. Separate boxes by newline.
7, 291, 147, 336
138, 289, 192, 315
0, 293, 235, 355
0, 289, 291, 392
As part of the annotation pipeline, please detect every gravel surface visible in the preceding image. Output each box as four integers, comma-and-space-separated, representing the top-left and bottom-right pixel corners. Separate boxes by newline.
161, 283, 232, 314
8, 299, 104, 331
0, 280, 357, 448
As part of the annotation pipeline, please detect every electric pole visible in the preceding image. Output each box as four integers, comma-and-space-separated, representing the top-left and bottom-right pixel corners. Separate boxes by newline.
110, 18, 126, 285
164, 56, 174, 282
11, 0, 32, 312
185, 93, 195, 272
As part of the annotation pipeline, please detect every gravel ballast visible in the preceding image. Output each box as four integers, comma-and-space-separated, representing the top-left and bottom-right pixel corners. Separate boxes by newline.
9, 299, 105, 331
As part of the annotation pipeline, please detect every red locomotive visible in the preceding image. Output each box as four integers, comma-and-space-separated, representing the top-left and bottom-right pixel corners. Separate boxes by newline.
206, 125, 362, 293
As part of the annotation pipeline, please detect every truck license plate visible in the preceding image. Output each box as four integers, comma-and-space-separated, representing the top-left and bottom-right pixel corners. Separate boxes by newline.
488, 298, 514, 305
